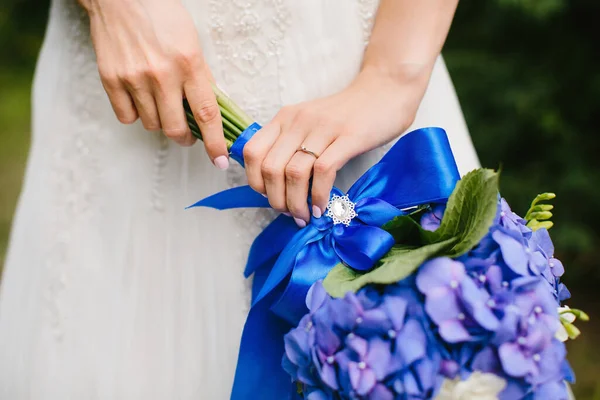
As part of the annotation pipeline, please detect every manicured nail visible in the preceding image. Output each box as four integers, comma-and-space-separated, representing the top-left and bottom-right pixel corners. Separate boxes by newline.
283, 212, 292, 217
214, 156, 229, 170
312, 206, 322, 219
294, 217, 307, 228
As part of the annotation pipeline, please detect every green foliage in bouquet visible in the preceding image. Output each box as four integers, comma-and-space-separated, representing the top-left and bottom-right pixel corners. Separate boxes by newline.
324, 169, 500, 297
525, 192, 555, 231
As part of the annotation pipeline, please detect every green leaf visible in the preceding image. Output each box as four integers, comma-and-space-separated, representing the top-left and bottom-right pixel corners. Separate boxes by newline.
382, 215, 439, 246
323, 264, 362, 298
323, 168, 500, 297
324, 239, 456, 298
436, 168, 500, 256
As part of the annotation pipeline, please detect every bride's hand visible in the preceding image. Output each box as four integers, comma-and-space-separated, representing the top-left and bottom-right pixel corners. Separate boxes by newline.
80, 0, 229, 169
243, 67, 429, 226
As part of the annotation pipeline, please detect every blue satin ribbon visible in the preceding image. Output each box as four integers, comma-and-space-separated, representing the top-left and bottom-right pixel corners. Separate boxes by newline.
229, 122, 262, 167
188, 126, 460, 399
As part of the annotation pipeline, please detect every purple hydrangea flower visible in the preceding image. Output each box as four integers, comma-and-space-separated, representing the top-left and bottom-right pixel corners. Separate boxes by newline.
416, 258, 500, 342
302, 387, 334, 400
420, 204, 446, 232
336, 336, 393, 395
282, 314, 318, 386
529, 228, 569, 301
472, 337, 571, 400
491, 228, 547, 277
283, 281, 444, 399
498, 198, 531, 237
282, 281, 330, 387
498, 323, 553, 378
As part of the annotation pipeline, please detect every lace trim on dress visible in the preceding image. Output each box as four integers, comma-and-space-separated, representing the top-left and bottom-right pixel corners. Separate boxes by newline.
45, 0, 104, 341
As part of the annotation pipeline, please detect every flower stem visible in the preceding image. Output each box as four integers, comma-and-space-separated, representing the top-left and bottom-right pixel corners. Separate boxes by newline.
220, 105, 247, 132
184, 85, 254, 151
211, 83, 254, 128
222, 116, 242, 138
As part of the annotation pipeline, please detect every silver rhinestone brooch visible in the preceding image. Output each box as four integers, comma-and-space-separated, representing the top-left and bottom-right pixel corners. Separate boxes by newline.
325, 194, 358, 226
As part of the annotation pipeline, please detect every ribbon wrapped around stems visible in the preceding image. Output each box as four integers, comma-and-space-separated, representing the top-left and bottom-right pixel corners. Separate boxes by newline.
188, 126, 460, 399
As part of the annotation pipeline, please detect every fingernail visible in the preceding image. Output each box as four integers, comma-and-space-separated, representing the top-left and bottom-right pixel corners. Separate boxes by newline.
294, 217, 307, 228
283, 212, 292, 217
261, 193, 268, 198
214, 156, 229, 170
312, 206, 322, 219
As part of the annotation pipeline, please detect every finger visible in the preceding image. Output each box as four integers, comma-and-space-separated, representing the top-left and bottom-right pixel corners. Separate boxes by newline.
155, 84, 195, 147
129, 88, 161, 131
100, 75, 139, 124
262, 124, 308, 212
184, 77, 227, 168
242, 121, 281, 194
285, 134, 334, 222
311, 137, 363, 215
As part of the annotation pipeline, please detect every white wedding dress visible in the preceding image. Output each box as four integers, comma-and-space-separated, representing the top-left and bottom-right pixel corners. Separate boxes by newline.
0, 0, 480, 399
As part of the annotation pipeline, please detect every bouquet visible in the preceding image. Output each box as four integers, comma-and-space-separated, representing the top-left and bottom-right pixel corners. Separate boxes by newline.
283, 187, 586, 400
185, 90, 587, 400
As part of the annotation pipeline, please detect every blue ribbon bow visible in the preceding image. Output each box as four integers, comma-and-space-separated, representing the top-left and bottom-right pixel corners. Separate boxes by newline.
188, 125, 460, 399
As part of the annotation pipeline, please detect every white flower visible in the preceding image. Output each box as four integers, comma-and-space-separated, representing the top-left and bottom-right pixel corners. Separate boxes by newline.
436, 372, 506, 400
558, 306, 576, 323
555, 324, 570, 342
556, 305, 577, 342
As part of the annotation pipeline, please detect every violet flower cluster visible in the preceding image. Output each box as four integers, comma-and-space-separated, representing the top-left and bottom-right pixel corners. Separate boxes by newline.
282, 198, 574, 400
283, 280, 443, 400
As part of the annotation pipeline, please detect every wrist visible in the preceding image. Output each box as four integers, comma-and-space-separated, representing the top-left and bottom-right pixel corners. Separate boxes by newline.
77, 0, 116, 16
78, 0, 160, 16
354, 63, 431, 114
358, 61, 432, 94
76, 0, 92, 12
348, 62, 432, 132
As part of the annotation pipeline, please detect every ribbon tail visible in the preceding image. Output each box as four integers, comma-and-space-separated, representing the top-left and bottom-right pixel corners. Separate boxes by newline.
253, 225, 325, 306
245, 215, 299, 278
271, 235, 341, 325
230, 287, 293, 400
186, 185, 270, 210
246, 215, 299, 302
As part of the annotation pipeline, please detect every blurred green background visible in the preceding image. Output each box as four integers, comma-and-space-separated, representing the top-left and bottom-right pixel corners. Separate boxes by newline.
1, 0, 599, 398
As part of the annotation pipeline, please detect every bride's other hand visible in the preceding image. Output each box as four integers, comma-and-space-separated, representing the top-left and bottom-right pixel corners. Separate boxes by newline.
243, 67, 426, 226
79, 0, 229, 169
243, 0, 459, 226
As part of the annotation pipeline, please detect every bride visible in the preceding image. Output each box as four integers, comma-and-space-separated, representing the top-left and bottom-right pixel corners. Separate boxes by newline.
0, 0, 479, 398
